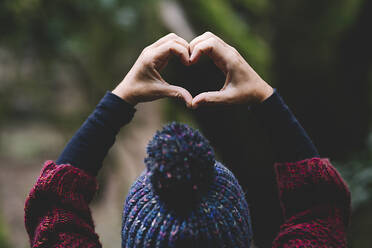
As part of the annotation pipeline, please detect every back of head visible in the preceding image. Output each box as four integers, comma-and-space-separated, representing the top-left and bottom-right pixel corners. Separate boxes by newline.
122, 122, 252, 247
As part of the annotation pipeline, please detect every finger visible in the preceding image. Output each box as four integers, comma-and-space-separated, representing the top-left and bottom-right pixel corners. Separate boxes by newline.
155, 40, 190, 66
191, 91, 228, 109
158, 84, 193, 108
189, 37, 227, 69
189, 37, 213, 64
152, 33, 189, 50
189, 31, 227, 55
189, 32, 213, 54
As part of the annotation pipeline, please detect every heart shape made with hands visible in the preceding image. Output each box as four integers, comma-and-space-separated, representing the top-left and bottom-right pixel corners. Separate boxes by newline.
163, 53, 226, 102
114, 32, 272, 108
166, 35, 239, 109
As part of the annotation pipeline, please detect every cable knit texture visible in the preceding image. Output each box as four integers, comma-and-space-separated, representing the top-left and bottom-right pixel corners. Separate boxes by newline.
25, 158, 350, 247
24, 161, 101, 248
272, 158, 350, 248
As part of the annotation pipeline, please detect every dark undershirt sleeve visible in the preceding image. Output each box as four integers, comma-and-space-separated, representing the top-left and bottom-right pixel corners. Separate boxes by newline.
251, 89, 319, 162
56, 91, 136, 176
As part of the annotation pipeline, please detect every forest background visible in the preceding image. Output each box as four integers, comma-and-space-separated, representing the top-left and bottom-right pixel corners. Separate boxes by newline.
0, 0, 371, 247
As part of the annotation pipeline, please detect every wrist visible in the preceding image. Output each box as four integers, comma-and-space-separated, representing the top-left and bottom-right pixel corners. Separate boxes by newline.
254, 81, 274, 103
112, 83, 137, 106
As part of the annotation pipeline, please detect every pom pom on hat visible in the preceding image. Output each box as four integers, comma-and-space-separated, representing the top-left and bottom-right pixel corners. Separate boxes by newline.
145, 122, 216, 211
122, 122, 253, 247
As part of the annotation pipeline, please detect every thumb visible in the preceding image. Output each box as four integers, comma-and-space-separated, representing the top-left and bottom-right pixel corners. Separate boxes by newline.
191, 91, 228, 109
161, 84, 193, 108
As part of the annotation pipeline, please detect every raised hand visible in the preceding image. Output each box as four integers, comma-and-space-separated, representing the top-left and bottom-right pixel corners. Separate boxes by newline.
112, 33, 193, 107
189, 32, 273, 108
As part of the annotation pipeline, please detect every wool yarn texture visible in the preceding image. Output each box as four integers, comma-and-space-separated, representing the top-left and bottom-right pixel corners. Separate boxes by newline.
121, 122, 253, 248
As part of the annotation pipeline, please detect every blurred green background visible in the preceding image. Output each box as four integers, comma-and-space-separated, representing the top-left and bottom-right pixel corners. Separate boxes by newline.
0, 0, 371, 247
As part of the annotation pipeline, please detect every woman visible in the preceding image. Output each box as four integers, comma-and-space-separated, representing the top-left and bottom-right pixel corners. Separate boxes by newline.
24, 32, 350, 247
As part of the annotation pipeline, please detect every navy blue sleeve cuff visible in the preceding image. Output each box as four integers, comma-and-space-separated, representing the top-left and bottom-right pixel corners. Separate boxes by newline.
56, 91, 136, 176
251, 89, 319, 162
95, 91, 136, 132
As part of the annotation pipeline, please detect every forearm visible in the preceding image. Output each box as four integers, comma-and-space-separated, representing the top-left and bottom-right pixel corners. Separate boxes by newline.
251, 89, 319, 162
251, 90, 350, 246
56, 91, 136, 176
56, 33, 193, 175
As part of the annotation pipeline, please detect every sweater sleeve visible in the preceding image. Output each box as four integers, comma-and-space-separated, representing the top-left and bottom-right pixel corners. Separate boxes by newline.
272, 158, 351, 247
251, 90, 350, 247
25, 92, 136, 247
251, 89, 319, 163
24, 161, 101, 247
56, 91, 136, 176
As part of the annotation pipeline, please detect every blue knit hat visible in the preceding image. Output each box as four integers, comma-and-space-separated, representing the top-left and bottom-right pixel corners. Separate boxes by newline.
122, 122, 252, 247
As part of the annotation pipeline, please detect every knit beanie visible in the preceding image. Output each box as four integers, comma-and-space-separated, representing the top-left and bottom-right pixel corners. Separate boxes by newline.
121, 122, 253, 248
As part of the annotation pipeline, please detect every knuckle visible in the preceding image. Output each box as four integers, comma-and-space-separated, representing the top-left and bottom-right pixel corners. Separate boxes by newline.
205, 31, 213, 37
211, 37, 218, 46
141, 46, 149, 54
173, 91, 181, 98
141, 45, 154, 56
229, 45, 238, 54
168, 33, 177, 39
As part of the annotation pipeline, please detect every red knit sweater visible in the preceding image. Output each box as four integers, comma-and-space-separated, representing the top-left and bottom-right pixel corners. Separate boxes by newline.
24, 157, 350, 247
